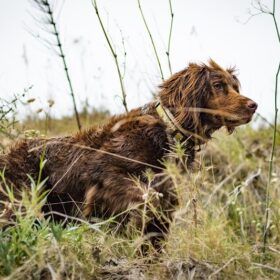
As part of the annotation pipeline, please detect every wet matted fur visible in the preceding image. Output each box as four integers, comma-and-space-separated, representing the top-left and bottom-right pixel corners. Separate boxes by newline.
0, 60, 257, 250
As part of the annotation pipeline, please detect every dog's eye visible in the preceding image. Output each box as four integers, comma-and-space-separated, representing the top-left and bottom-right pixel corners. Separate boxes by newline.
233, 85, 239, 93
213, 83, 223, 90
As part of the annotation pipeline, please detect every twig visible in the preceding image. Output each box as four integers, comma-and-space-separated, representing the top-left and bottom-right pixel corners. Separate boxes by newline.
268, 246, 280, 254
119, 29, 127, 80
137, 0, 165, 81
166, 0, 174, 75
0, 87, 32, 138
192, 198, 197, 228
205, 163, 245, 206
30, 0, 82, 130
264, 60, 280, 251
28, 141, 164, 171
5, 255, 37, 280
45, 1, 81, 131
260, 0, 280, 253
256, 112, 280, 135
208, 257, 236, 279
252, 262, 280, 274
91, 0, 128, 112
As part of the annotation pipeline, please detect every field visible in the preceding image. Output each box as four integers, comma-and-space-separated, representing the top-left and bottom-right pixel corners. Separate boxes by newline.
0, 112, 279, 280
1, 0, 280, 279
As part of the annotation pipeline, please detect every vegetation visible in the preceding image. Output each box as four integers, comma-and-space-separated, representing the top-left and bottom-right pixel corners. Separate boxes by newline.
1, 0, 279, 279
0, 112, 280, 279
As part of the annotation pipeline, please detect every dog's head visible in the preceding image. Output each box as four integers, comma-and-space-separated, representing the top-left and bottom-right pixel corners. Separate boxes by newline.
159, 59, 257, 140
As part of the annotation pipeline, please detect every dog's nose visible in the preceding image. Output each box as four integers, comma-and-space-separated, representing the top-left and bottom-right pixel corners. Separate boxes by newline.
247, 100, 258, 112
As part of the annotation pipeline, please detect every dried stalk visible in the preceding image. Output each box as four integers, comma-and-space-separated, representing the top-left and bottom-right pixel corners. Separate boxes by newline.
256, 112, 280, 135
31, 0, 82, 130
166, 0, 174, 75
137, 0, 165, 81
92, 0, 128, 112
253, 0, 280, 253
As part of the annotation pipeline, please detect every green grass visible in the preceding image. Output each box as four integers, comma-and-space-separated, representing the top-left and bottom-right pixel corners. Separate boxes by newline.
0, 116, 280, 279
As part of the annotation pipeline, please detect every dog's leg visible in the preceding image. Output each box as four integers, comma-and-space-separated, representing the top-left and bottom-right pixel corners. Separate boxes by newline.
83, 174, 145, 218
83, 172, 177, 253
141, 174, 178, 253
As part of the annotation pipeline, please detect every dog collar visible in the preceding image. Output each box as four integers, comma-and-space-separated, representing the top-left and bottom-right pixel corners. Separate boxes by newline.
155, 102, 186, 142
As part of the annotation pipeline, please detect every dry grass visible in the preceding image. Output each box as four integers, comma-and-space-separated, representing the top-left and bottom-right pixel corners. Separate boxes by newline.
0, 115, 279, 279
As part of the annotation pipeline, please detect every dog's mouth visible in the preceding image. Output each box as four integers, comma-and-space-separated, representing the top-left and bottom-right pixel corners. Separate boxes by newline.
227, 112, 254, 125
198, 108, 255, 126
224, 114, 253, 134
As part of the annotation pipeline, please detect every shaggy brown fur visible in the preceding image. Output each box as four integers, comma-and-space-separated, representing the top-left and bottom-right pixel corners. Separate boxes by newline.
0, 60, 257, 251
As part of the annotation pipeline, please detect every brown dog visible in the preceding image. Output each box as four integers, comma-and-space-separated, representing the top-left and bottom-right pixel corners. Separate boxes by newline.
0, 60, 257, 250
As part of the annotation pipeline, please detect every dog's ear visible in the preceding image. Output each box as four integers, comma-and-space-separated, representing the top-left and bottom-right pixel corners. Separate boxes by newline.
159, 63, 211, 130
177, 63, 211, 129
227, 66, 241, 93
208, 59, 225, 71
160, 63, 210, 129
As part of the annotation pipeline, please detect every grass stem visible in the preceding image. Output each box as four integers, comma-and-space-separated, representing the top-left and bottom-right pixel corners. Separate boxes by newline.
43, 0, 82, 131
92, 0, 128, 113
263, 0, 279, 253
166, 0, 174, 75
137, 0, 165, 81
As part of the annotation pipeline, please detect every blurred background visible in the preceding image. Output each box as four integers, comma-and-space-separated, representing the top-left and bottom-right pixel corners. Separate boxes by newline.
0, 0, 279, 120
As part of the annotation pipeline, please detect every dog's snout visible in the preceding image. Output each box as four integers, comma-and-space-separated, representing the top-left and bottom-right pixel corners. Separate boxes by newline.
246, 100, 258, 112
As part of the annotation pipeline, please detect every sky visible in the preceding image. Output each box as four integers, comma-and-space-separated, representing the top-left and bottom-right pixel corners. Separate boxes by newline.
0, 0, 279, 121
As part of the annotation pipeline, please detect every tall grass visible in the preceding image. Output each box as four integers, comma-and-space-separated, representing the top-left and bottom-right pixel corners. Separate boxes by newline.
166, 0, 174, 75
0, 120, 280, 278
92, 0, 129, 113
30, 0, 82, 130
250, 0, 280, 253
137, 0, 165, 81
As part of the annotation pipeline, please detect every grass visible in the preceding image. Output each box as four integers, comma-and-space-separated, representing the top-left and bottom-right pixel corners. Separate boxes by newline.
21, 108, 110, 136
0, 108, 110, 152
0, 114, 280, 279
